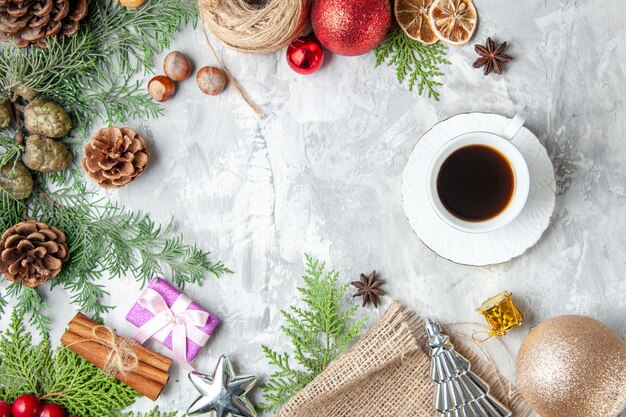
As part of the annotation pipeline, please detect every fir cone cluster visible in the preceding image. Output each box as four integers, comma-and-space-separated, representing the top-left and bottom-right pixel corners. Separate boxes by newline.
0, 221, 69, 288
21, 100, 72, 175
82, 126, 150, 189
0, 94, 75, 288
0, 97, 72, 200
0, 0, 88, 48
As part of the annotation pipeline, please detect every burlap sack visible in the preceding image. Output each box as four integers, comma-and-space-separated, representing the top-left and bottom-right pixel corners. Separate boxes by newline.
278, 301, 532, 417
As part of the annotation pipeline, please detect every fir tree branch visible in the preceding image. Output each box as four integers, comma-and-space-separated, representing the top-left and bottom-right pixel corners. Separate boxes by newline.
5, 285, 51, 331
3, 183, 231, 325
0, 0, 197, 135
42, 347, 140, 417
0, 189, 25, 234
260, 254, 367, 413
375, 29, 451, 100
0, 314, 45, 398
0, 0, 230, 330
0, 134, 22, 168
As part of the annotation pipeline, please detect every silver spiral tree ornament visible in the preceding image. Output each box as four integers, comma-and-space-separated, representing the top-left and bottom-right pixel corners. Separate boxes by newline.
425, 319, 512, 417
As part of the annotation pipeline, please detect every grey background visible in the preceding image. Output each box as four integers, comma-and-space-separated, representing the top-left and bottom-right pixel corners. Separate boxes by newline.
2, 0, 626, 415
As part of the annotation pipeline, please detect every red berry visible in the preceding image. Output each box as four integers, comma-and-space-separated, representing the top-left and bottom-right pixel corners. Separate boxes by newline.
0, 400, 12, 417
39, 404, 65, 417
11, 395, 40, 417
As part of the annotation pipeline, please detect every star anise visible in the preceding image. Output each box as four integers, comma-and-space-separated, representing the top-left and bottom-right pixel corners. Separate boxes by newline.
351, 270, 385, 308
473, 38, 512, 75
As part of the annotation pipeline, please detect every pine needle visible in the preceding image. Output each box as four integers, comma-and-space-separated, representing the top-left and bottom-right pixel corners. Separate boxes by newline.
259, 254, 367, 413
375, 30, 451, 100
122, 409, 181, 417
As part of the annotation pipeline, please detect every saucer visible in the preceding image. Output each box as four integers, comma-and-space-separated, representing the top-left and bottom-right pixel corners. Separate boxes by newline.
402, 112, 556, 266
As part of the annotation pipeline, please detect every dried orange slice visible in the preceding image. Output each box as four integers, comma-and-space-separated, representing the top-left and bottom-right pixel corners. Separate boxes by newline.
395, 0, 438, 44
429, 0, 478, 46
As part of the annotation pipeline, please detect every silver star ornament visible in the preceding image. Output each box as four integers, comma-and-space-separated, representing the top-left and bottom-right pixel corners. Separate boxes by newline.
187, 355, 258, 417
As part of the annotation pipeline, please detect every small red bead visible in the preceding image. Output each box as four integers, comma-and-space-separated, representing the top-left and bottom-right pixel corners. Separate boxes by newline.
39, 404, 65, 417
0, 400, 12, 417
11, 395, 41, 417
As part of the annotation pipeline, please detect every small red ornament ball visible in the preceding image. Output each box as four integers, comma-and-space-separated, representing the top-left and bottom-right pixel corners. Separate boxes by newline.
0, 400, 12, 417
311, 0, 391, 56
11, 395, 40, 417
39, 404, 65, 417
287, 36, 325, 75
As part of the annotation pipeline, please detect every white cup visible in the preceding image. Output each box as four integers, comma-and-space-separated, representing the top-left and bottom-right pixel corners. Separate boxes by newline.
426, 115, 530, 234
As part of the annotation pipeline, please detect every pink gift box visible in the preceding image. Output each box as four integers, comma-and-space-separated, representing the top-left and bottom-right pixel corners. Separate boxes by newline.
126, 277, 219, 363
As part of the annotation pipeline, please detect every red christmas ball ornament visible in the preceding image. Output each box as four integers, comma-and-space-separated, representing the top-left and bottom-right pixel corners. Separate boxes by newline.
311, 0, 391, 56
0, 400, 12, 417
11, 395, 40, 417
39, 404, 65, 417
286, 36, 325, 75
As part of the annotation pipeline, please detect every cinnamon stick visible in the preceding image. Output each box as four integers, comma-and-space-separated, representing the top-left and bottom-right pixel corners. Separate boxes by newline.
69, 312, 171, 372
61, 331, 165, 401
68, 328, 169, 385
60, 312, 172, 401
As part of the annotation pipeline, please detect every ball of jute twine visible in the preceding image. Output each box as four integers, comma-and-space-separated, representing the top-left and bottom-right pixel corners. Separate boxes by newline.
198, 0, 310, 54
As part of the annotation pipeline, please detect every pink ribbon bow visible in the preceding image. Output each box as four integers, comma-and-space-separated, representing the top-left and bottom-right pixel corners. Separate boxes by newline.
132, 288, 209, 370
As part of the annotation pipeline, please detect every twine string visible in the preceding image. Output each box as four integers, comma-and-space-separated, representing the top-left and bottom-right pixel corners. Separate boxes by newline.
199, 0, 309, 54
66, 325, 139, 377
471, 330, 494, 342
38, 391, 66, 400
200, 21, 267, 119
445, 322, 514, 400
197, 0, 311, 118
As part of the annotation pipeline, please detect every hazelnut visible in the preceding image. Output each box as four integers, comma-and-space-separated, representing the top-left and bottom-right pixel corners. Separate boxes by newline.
163, 51, 193, 82
148, 75, 176, 102
116, 0, 147, 8
196, 66, 227, 96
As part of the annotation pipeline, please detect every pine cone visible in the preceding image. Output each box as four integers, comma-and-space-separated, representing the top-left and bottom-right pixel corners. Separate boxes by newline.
0, 0, 88, 48
82, 127, 150, 189
23, 99, 72, 138
0, 161, 33, 200
22, 135, 71, 172
0, 221, 69, 288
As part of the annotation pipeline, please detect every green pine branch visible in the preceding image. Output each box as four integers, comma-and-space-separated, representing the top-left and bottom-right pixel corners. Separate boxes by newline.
5, 285, 51, 331
0, 188, 25, 233
0, 173, 231, 327
260, 254, 367, 413
375, 29, 451, 100
0, 135, 22, 168
0, 0, 230, 330
0, 314, 181, 417
0, 0, 197, 135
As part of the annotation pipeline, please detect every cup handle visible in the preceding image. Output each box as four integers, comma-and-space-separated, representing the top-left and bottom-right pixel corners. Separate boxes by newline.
502, 114, 525, 141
